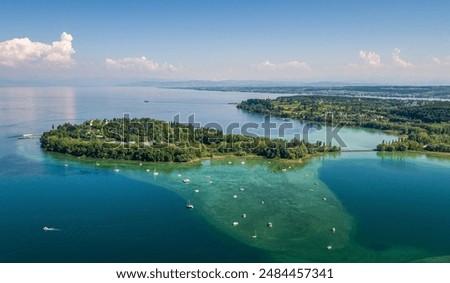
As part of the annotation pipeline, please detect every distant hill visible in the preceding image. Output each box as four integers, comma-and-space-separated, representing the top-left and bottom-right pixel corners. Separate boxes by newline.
1, 77, 448, 90
178, 85, 450, 99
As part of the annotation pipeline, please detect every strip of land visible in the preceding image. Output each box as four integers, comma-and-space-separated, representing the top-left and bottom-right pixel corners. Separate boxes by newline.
40, 117, 339, 162
237, 95, 450, 153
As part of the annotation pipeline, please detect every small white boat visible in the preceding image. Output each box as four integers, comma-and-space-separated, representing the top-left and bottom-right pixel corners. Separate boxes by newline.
252, 231, 257, 239
146, 169, 150, 172
153, 168, 159, 176
64, 164, 69, 167
267, 222, 273, 228
228, 161, 232, 164
332, 227, 336, 234
114, 168, 120, 173
261, 201, 265, 205
327, 245, 333, 250
19, 133, 41, 139
186, 203, 194, 209
241, 161, 245, 165
322, 197, 327, 201
242, 213, 247, 218
183, 179, 190, 183
43, 226, 60, 231
194, 189, 199, 193
233, 195, 238, 199
240, 188, 245, 192
21, 134, 34, 139
95, 162, 100, 166
232, 221, 239, 226
282, 168, 287, 172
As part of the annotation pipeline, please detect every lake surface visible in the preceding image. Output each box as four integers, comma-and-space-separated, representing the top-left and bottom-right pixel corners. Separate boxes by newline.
0, 87, 449, 262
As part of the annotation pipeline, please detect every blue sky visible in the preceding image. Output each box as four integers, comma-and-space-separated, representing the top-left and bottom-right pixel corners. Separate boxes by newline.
1, 0, 450, 84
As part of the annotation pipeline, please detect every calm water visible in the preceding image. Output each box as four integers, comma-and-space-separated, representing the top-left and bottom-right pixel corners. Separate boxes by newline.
0, 87, 449, 262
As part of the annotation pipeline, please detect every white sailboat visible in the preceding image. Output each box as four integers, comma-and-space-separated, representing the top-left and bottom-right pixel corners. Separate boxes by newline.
186, 200, 194, 209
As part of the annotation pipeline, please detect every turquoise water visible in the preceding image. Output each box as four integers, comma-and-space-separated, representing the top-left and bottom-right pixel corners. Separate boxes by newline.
1, 87, 449, 262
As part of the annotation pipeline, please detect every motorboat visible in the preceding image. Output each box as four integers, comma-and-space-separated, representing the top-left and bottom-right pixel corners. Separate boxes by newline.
43, 226, 59, 231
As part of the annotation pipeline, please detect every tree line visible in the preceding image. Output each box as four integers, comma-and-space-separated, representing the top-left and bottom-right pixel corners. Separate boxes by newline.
237, 96, 450, 153
40, 117, 340, 162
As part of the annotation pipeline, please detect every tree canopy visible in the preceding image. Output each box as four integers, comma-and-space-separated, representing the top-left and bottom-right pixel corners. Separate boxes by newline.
40, 117, 339, 162
237, 96, 450, 153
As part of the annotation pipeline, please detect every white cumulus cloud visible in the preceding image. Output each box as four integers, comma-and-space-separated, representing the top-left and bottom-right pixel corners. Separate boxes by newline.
432, 57, 441, 65
105, 56, 177, 73
256, 60, 309, 71
392, 48, 412, 68
359, 50, 382, 67
0, 32, 75, 68
431, 56, 450, 66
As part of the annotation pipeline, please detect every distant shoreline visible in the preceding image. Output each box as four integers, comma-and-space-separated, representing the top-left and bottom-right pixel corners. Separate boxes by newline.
173, 85, 450, 100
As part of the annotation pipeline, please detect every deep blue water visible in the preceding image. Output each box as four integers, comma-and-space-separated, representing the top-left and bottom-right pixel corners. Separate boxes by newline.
1, 87, 449, 262
0, 152, 271, 263
319, 153, 450, 255
0, 87, 275, 262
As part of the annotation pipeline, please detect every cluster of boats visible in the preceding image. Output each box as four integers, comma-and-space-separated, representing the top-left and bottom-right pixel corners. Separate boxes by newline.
182, 176, 337, 248
80, 160, 337, 249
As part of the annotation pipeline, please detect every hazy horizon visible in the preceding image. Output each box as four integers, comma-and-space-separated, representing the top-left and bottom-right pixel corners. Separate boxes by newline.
1, 78, 449, 88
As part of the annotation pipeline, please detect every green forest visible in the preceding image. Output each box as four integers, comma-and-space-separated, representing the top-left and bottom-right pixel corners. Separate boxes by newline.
237, 96, 450, 153
40, 117, 339, 162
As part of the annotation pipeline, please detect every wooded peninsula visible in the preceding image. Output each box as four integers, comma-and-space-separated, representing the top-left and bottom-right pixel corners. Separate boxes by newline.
40, 117, 339, 162
237, 95, 450, 153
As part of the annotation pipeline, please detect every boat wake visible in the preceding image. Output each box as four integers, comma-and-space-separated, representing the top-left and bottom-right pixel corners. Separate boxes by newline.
43, 226, 61, 231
